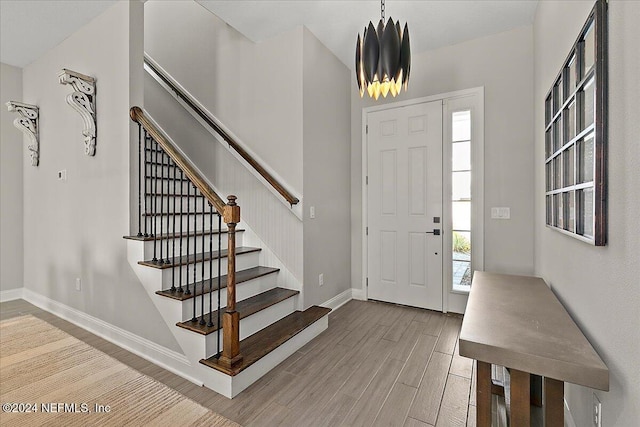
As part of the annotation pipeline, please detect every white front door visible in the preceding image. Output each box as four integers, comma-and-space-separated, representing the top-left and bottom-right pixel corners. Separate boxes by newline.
367, 101, 443, 311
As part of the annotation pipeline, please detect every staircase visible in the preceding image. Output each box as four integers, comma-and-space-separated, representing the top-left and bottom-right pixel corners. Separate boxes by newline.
124, 106, 330, 398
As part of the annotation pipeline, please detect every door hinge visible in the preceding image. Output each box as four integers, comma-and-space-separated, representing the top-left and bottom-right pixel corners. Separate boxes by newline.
366, 227, 368, 235
366, 278, 369, 287
366, 125, 369, 134
366, 176, 368, 185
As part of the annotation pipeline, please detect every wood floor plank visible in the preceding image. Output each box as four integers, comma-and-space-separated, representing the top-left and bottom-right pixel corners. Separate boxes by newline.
373, 382, 419, 426
408, 351, 453, 425
405, 417, 434, 427
434, 316, 462, 355
1, 299, 482, 427
342, 357, 405, 427
435, 374, 471, 427
449, 341, 473, 379
397, 334, 438, 388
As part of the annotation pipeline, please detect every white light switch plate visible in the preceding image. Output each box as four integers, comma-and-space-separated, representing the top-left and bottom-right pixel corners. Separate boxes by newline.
491, 207, 510, 219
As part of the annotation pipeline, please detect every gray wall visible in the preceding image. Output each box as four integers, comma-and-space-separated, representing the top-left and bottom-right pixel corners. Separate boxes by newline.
533, 1, 640, 425
302, 28, 351, 307
0, 62, 24, 292
144, 0, 304, 195
351, 26, 535, 303
21, 1, 180, 352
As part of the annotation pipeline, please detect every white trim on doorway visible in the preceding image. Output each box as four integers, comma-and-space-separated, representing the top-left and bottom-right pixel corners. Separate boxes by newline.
361, 87, 485, 314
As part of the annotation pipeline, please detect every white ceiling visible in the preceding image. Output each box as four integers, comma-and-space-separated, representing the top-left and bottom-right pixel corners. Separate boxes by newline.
196, 0, 539, 69
1, 0, 538, 69
0, 0, 117, 67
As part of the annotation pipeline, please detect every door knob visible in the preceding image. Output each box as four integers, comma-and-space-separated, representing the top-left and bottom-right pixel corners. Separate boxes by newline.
425, 229, 441, 236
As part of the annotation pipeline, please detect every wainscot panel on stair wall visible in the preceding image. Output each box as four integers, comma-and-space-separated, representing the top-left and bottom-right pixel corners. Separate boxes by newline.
21, 0, 182, 352
534, 1, 640, 425
0, 62, 24, 293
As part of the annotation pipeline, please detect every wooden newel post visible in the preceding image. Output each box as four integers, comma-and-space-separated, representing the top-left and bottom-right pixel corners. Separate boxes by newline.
219, 195, 243, 369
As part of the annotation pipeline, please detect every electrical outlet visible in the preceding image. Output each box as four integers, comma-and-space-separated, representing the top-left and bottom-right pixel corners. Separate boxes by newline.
58, 169, 67, 181
318, 273, 324, 286
75, 278, 81, 292
593, 393, 602, 427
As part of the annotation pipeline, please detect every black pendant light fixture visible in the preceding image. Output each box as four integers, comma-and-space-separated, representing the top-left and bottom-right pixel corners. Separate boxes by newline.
356, 0, 410, 100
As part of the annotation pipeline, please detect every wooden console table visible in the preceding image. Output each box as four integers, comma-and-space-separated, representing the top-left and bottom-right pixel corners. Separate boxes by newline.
459, 272, 609, 426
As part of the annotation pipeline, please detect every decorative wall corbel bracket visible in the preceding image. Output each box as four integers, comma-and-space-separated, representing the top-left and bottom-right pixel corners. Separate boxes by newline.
6, 101, 39, 166
59, 68, 97, 156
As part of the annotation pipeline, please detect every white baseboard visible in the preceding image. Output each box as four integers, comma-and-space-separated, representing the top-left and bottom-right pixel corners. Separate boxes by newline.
320, 288, 352, 312
0, 287, 24, 302
564, 398, 577, 427
352, 288, 366, 301
20, 288, 203, 387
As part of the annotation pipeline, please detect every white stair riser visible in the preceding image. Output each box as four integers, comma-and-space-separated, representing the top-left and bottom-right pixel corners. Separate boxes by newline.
203, 296, 297, 358
141, 232, 244, 259
159, 251, 260, 288
180, 274, 278, 320
200, 314, 329, 398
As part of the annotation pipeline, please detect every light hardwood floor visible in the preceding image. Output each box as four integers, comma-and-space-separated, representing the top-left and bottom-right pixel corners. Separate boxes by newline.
0, 299, 478, 426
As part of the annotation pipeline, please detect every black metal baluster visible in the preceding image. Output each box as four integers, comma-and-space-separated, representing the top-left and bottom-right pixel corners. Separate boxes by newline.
192, 185, 198, 323
137, 123, 142, 237
200, 198, 206, 325
185, 182, 191, 296
143, 133, 149, 237
208, 204, 214, 328
178, 169, 184, 293
170, 161, 177, 292
216, 213, 222, 358
152, 140, 159, 262
164, 156, 171, 264
159, 151, 165, 264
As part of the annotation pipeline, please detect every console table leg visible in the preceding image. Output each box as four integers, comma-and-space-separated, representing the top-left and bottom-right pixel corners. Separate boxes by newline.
544, 377, 564, 427
511, 369, 531, 426
477, 361, 492, 427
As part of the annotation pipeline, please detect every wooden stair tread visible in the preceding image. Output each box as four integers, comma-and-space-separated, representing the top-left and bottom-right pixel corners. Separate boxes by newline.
200, 306, 331, 376
138, 246, 261, 269
155, 266, 279, 300
123, 229, 243, 241
176, 287, 298, 335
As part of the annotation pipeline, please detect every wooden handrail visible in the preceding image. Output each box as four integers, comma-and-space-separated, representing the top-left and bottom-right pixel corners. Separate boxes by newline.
144, 56, 300, 207
130, 106, 226, 215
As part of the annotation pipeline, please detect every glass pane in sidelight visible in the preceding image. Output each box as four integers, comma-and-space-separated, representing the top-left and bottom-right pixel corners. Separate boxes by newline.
452, 260, 471, 289
545, 129, 552, 159
564, 145, 575, 187
452, 201, 471, 231
452, 111, 471, 142
545, 95, 553, 125
452, 141, 471, 171
553, 78, 563, 113
546, 195, 553, 225
583, 23, 595, 72
452, 231, 471, 259
452, 171, 471, 201
546, 162, 553, 191
578, 134, 594, 183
